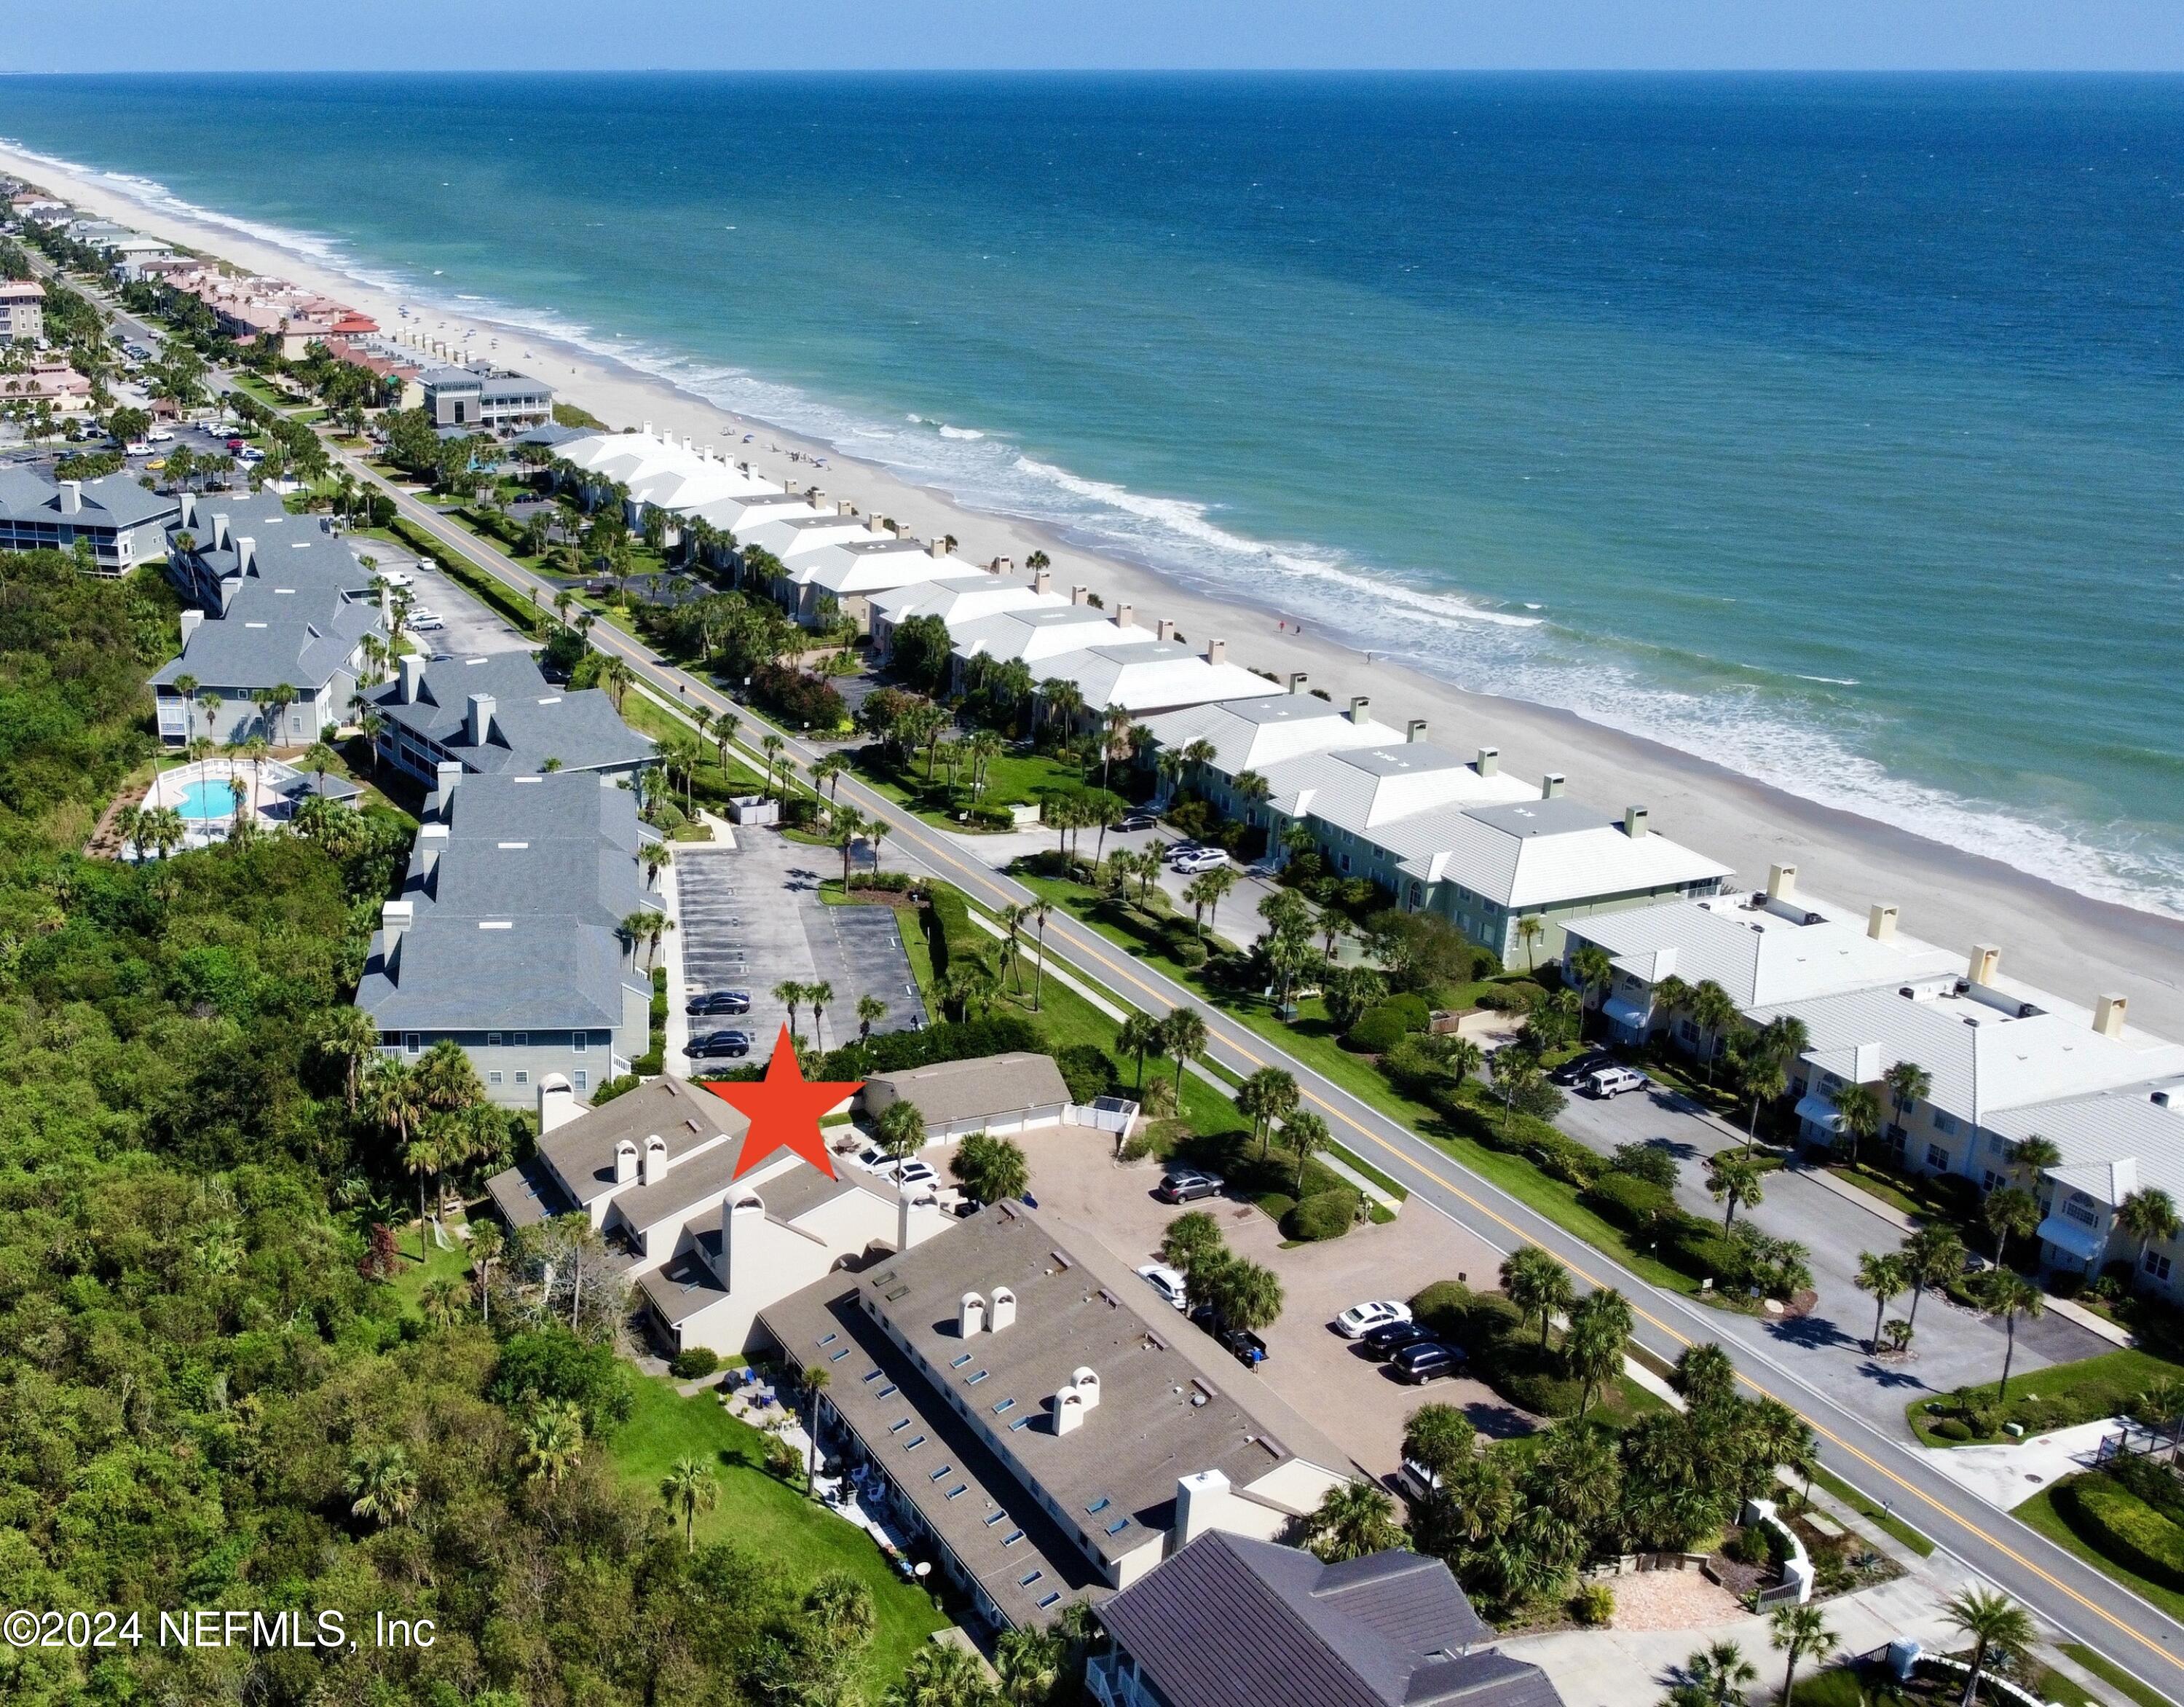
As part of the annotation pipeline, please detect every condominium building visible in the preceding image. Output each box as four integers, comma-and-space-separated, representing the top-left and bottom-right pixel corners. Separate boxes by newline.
419, 361, 556, 432
0, 468, 179, 573
363, 651, 654, 786
0, 277, 44, 344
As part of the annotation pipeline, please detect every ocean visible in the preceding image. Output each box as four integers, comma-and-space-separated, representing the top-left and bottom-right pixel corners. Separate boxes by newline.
4, 72, 2180, 915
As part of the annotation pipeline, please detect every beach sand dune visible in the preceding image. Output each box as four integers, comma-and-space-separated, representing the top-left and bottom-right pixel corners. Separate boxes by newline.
14, 140, 2180, 1036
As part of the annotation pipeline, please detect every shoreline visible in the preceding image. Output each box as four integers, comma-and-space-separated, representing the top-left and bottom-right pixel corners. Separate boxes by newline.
11, 138, 2184, 1036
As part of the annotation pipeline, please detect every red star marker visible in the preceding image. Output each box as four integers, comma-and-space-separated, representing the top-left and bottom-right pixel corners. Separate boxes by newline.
699, 1026, 863, 1182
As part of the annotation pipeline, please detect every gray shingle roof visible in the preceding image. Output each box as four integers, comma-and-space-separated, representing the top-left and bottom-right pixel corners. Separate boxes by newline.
0, 467, 178, 532
1098, 1532, 1548, 1707
367, 652, 654, 776
433, 771, 646, 851
151, 599, 376, 695
357, 914, 635, 1030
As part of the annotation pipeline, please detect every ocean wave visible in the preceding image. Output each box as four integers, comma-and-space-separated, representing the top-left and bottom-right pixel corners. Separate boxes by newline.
15, 135, 2177, 917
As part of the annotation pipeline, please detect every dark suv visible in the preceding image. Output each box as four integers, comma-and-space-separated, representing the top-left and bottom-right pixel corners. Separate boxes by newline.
1360, 1320, 1437, 1360
1390, 1341, 1466, 1385
685, 1030, 752, 1060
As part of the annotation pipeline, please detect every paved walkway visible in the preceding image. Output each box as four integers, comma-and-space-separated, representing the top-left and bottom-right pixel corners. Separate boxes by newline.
1922, 1419, 2122, 1513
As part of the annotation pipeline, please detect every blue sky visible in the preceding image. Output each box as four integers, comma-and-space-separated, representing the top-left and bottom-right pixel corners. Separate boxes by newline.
3, 1, 2181, 74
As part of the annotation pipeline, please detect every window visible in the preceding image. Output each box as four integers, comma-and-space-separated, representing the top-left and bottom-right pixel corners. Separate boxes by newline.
1933, 1111, 1959, 1136
515, 1070, 529, 1085
489, 1070, 502, 1085
403, 1033, 420, 1054
573, 1071, 587, 1091
1982, 1170, 2003, 1194
1926, 1145, 1950, 1171
514, 1033, 529, 1047
572, 1033, 587, 1054
487, 1033, 502, 1048
2146, 1250, 2173, 1282
2064, 1194, 2100, 1228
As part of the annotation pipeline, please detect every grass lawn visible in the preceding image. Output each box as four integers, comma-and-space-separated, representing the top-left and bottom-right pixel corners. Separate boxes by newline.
619, 685, 771, 795
1805, 1463, 1935, 1558
608, 1378, 947, 1689
2062, 1642, 2172, 1707
1905, 1349, 2183, 1447
1013, 869, 1702, 1297
385, 1226, 472, 1317
1825, 1164, 1927, 1218
2016, 1475, 2184, 1625
849, 744, 1095, 830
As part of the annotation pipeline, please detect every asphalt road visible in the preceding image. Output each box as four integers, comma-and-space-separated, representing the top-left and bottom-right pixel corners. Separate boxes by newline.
330, 425, 2184, 1702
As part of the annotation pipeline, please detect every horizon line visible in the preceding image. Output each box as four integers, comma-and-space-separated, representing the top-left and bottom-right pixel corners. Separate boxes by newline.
6, 66, 2184, 78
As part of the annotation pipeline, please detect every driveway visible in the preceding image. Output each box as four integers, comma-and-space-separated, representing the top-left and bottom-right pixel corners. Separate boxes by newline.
1007, 1124, 1514, 1481
674, 829, 925, 1069
1545, 1071, 2105, 1427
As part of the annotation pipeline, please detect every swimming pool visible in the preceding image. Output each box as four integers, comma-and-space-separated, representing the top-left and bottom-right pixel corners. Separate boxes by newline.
176, 778, 240, 821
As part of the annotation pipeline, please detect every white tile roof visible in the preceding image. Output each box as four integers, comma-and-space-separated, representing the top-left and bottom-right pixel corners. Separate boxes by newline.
950, 604, 1159, 667
1989, 1084, 2184, 1205
1264, 741, 1538, 832
794, 539, 955, 596
741, 513, 881, 561
1750, 982, 2184, 1126
867, 575, 1060, 628
1033, 641, 1287, 716
1140, 695, 1406, 778
1383, 797, 1730, 911
1563, 892, 1966, 1009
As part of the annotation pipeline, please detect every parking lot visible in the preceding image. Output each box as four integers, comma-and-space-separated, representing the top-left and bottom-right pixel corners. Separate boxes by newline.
1005, 1124, 1515, 1481
366, 547, 534, 661
674, 829, 926, 1069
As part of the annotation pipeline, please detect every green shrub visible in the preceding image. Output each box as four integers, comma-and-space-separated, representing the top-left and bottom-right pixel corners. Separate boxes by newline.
1667, 1221, 1743, 1285
1381, 992, 1431, 1031
1344, 1005, 1412, 1053
1408, 1280, 1473, 1339
1570, 1581, 1615, 1626
669, 1347, 720, 1379
2055, 1475, 2184, 1592
1609, 1141, 1680, 1189
1476, 981, 1545, 1013
1527, 1129, 1601, 1189
1282, 1189, 1360, 1242
1723, 1524, 1773, 1565
1053, 1043, 1116, 1105
968, 802, 1016, 831
1167, 932, 1210, 969
1582, 1172, 1678, 1236
1463, 1291, 1526, 1347
1931, 1418, 1974, 1442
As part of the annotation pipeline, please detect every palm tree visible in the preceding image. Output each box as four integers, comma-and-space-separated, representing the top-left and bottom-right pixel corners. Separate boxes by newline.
1856, 1250, 1907, 1352
1984, 1185, 2039, 1269
1831, 1081, 1883, 1166
1286, 1110, 1330, 1194
1737, 1051, 1786, 1150
314, 1004, 381, 1112
883, 1641, 998, 1707
300, 738, 339, 800
1979, 1270, 2046, 1399
774, 980, 806, 1037
468, 1217, 504, 1325
1159, 1006, 1207, 1101
1028, 899, 1053, 1011
1707, 1151, 1766, 1231
1502, 1247, 1575, 1352
1941, 1588, 2034, 1707
2119, 1186, 2180, 1285
344, 1443, 419, 1529
807, 979, 834, 1050
1239, 1066, 1300, 1162
1304, 1479, 1406, 1563
800, 1364, 830, 1497
1564, 1288, 1633, 1419
2010, 1132, 2062, 1188
1683, 1641, 1757, 1707
402, 1130, 444, 1261
172, 671, 200, 741
1688, 979, 1740, 1084
640, 839, 673, 890
1903, 1224, 1967, 1330
420, 1275, 467, 1327
1769, 1604, 1836, 1707
1514, 913, 1545, 971
996, 1625, 1065, 1707
660, 1456, 719, 1553
1567, 944, 1615, 1029
521, 1398, 586, 1485
1882, 1059, 1933, 1143
1117, 1012, 1163, 1095
856, 993, 887, 1044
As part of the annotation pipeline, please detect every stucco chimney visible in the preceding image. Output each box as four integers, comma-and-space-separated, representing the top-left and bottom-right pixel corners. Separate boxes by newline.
178, 610, 203, 645
1407, 719, 1428, 744
1205, 639, 1226, 666
896, 1183, 945, 1252
613, 1139, 639, 1186
2095, 993, 2129, 1038
1156, 618, 1175, 642
1116, 603, 1135, 628
1349, 695, 1371, 725
380, 899, 414, 957
1476, 746, 1499, 776
716, 1190, 765, 1293
58, 479, 81, 515
211, 513, 232, 551
435, 760, 463, 801
235, 537, 256, 575
1033, 567, 1052, 596
399, 654, 425, 703
1968, 944, 2001, 987
417, 820, 449, 879
958, 1291, 987, 1338
537, 1073, 580, 1132
1542, 773, 1566, 798
1623, 805, 1649, 838
177, 490, 197, 529
1767, 863, 1798, 902
1867, 904, 1899, 942
1173, 1469, 1234, 1548
990, 1285, 1017, 1331
1287, 671, 1308, 693
1068, 583, 1087, 604
466, 693, 495, 746
929, 537, 949, 559
1052, 1366, 1100, 1436
642, 1134, 668, 1186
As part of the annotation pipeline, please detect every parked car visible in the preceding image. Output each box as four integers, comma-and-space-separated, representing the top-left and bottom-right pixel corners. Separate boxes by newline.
1361, 1320, 1438, 1361
893, 1159, 939, 1189
147, 428, 175, 444
1389, 1341, 1466, 1384
1159, 840, 1205, 862
686, 989, 752, 1017
1397, 1456, 1443, 1501
409, 615, 444, 632
1116, 813, 1159, 833
224, 435, 247, 452
1154, 1167, 1225, 1205
1219, 1326, 1269, 1369
377, 568, 414, 588
852, 1145, 894, 1175
1135, 1264, 1190, 1311
1550, 1050, 1617, 1087
1334, 1299, 1412, 1339
124, 441, 152, 457
1583, 1065, 1649, 1099
1171, 847, 1231, 875
684, 1029, 751, 1059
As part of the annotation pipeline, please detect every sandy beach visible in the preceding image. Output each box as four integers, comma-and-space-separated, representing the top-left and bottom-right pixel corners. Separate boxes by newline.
13, 138, 2184, 1037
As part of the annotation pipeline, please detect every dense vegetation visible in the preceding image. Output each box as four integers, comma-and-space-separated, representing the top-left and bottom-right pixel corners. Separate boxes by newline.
0, 560, 955, 1706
